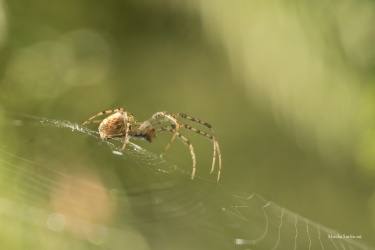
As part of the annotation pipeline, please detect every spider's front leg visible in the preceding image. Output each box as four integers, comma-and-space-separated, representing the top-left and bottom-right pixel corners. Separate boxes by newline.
150, 112, 181, 152
155, 126, 197, 179
173, 113, 222, 182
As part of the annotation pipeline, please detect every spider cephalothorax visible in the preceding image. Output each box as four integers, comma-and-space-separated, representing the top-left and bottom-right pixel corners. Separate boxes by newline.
83, 108, 222, 182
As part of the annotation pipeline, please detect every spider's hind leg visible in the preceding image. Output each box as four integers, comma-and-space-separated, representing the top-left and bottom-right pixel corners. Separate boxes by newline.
120, 112, 131, 151
82, 119, 104, 125
83, 108, 125, 125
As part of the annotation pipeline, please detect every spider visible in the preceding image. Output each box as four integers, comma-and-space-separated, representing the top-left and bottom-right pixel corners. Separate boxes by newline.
82, 108, 222, 182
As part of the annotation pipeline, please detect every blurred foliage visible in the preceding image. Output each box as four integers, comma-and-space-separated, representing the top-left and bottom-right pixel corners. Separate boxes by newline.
0, 0, 374, 248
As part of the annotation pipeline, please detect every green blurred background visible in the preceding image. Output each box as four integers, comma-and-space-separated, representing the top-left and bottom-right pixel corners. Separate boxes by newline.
0, 0, 374, 249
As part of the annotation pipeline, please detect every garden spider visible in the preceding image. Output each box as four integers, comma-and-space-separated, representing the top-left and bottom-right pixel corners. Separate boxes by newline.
82, 108, 222, 182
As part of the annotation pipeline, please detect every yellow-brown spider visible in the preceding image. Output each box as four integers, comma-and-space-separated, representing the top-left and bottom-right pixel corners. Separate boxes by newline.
82, 108, 222, 182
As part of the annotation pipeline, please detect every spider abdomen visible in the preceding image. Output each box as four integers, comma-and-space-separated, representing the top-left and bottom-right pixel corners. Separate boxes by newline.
98, 112, 125, 139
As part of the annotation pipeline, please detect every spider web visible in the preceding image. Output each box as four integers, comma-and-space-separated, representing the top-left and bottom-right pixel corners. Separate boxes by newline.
0, 111, 371, 250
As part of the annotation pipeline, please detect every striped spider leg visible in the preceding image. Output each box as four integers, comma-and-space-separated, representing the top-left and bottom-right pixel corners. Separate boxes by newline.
155, 125, 197, 180
152, 113, 221, 181
138, 111, 180, 147
173, 113, 222, 182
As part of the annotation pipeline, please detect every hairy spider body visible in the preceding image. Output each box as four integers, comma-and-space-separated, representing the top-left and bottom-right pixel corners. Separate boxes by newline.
83, 108, 222, 182
98, 112, 157, 142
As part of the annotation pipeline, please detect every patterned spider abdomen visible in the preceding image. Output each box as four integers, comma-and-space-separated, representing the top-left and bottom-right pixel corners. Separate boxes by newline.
98, 112, 125, 139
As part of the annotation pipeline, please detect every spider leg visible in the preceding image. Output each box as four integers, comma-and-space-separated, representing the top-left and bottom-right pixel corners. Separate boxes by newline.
150, 112, 180, 152
182, 125, 221, 182
148, 119, 180, 148
177, 133, 196, 180
82, 119, 104, 124
83, 108, 125, 125
121, 111, 130, 151
172, 113, 222, 182
213, 139, 222, 183
156, 126, 196, 180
